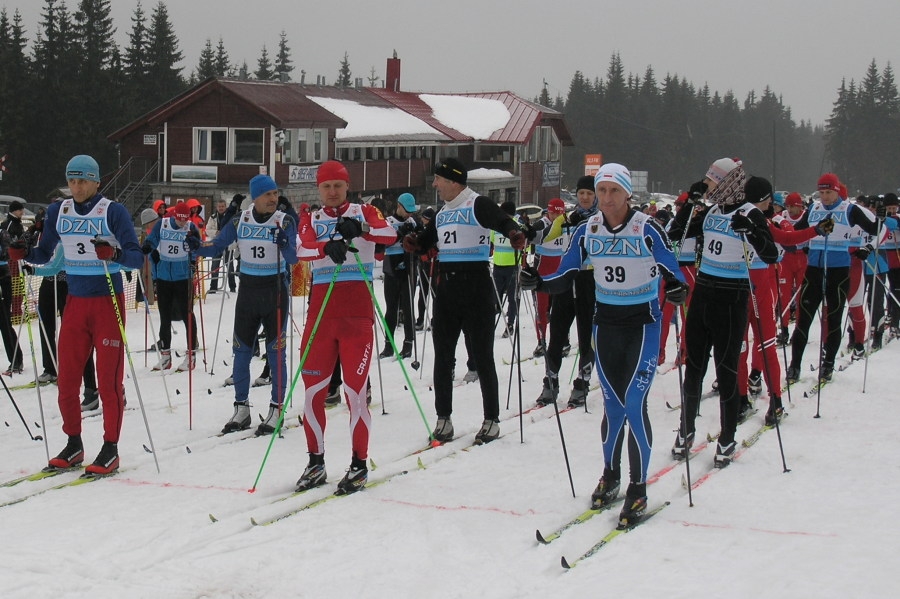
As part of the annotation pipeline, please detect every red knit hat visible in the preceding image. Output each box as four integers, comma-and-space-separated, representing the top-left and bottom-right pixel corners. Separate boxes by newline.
817, 173, 841, 193
316, 160, 350, 185
173, 202, 190, 219
785, 192, 804, 207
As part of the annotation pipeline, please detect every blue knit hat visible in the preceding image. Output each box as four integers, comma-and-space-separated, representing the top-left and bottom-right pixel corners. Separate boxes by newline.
65, 155, 100, 182
249, 174, 277, 199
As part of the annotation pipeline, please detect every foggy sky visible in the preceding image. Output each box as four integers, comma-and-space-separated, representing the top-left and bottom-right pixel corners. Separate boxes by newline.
6, 0, 899, 126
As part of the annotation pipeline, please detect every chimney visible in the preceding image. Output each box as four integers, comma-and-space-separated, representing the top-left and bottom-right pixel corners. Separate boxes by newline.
386, 52, 401, 92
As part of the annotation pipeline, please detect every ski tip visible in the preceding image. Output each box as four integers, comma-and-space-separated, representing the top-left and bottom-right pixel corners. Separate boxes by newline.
176, 389, 181, 395
368, 458, 377, 470
250, 517, 259, 526
209, 513, 218, 523
143, 444, 153, 454
186, 446, 191, 454
535, 530, 548, 544
416, 457, 425, 470
561, 556, 572, 569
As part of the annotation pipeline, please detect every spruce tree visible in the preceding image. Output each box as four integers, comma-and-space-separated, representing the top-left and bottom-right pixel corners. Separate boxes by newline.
274, 31, 293, 80
214, 37, 231, 76
336, 52, 351, 87
196, 38, 216, 80
255, 45, 274, 80
144, 1, 185, 108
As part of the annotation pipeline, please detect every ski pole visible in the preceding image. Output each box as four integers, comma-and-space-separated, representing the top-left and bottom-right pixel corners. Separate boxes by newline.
740, 236, 789, 473
814, 234, 829, 419
862, 217, 884, 393
99, 257, 160, 473
372, 324, 387, 415
249, 264, 341, 492
135, 274, 173, 411
672, 309, 693, 506
21, 266, 51, 460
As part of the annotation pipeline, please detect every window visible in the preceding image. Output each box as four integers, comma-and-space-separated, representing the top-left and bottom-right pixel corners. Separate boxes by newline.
281, 128, 328, 164
231, 129, 264, 164
195, 128, 227, 163
527, 129, 539, 162
475, 144, 512, 163
540, 126, 560, 161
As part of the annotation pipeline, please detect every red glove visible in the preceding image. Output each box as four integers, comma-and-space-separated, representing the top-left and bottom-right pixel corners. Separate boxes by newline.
91, 238, 120, 262
402, 233, 422, 253
508, 229, 527, 251
7, 244, 27, 263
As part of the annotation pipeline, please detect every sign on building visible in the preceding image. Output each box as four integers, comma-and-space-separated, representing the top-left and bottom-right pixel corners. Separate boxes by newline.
584, 154, 603, 176
542, 162, 560, 187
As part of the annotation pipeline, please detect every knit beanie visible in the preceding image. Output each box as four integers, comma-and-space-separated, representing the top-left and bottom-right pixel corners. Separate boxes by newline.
744, 176, 773, 204
316, 160, 350, 186
249, 174, 277, 199
817, 173, 841, 193
705, 157, 740, 185
594, 163, 633, 197
65, 155, 101, 182
575, 175, 595, 192
434, 158, 467, 185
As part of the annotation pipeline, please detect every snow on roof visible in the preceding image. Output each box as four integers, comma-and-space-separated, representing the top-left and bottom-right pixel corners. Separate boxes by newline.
467, 167, 516, 180
306, 96, 445, 140
419, 94, 511, 139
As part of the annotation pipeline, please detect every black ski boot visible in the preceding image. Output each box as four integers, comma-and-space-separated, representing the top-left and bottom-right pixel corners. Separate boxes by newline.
335, 457, 368, 496
590, 468, 620, 509
618, 482, 647, 528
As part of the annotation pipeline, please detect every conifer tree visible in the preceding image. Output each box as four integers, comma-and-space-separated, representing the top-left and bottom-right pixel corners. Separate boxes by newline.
336, 52, 351, 87
274, 31, 293, 80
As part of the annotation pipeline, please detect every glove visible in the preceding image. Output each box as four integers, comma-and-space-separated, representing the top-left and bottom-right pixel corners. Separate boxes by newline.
230, 194, 246, 212
876, 204, 887, 219
23, 264, 34, 275
855, 244, 874, 261
567, 212, 586, 226
396, 221, 417, 237
324, 239, 350, 264
277, 195, 292, 214
91, 238, 121, 262
730, 213, 755, 235
336, 217, 363, 241
150, 249, 161, 265
402, 233, 422, 253
664, 279, 689, 306
814, 217, 835, 236
508, 229, 527, 251
141, 242, 154, 255
185, 230, 201, 252
519, 266, 542, 291
272, 226, 289, 248
7, 241, 27, 263
125, 270, 133, 283
688, 180, 708, 203
523, 223, 537, 241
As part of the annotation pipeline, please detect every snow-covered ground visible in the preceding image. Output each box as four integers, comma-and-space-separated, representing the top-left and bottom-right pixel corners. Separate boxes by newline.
0, 271, 896, 598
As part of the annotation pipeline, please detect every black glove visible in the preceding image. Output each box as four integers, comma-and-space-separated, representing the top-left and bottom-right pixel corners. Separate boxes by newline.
125, 270, 133, 283
396, 222, 417, 237
230, 194, 246, 212
336, 217, 363, 241
855, 244, 874, 261
730, 213, 756, 235
272, 226, 289, 248
324, 239, 350, 264
519, 266, 542, 291
688, 180, 708, 203
523, 223, 537, 242
567, 211, 586, 226
876, 204, 888, 219
814, 217, 835, 236
150, 249, 161, 265
141, 242, 154, 255
664, 279, 689, 306
185, 230, 201, 252
277, 195, 292, 214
